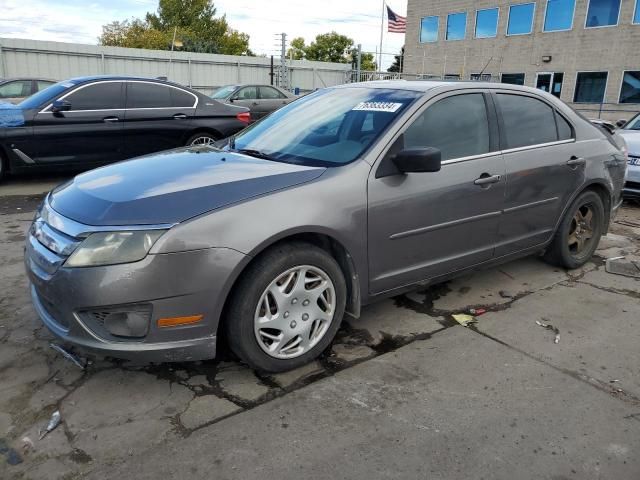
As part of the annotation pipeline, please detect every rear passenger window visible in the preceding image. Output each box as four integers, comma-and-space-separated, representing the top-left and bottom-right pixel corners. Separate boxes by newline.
497, 94, 558, 149
126, 82, 172, 108
556, 112, 574, 140
171, 88, 195, 107
259, 86, 286, 99
404, 93, 490, 161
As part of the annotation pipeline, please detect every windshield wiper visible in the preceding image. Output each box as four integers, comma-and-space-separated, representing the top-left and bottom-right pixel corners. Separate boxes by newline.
234, 148, 274, 160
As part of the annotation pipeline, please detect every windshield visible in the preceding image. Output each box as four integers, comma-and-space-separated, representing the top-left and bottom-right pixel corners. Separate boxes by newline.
210, 85, 238, 99
228, 87, 421, 167
624, 114, 640, 130
18, 80, 76, 109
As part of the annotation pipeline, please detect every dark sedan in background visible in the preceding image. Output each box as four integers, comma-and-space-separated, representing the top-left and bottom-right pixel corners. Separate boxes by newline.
0, 75, 250, 180
210, 84, 296, 120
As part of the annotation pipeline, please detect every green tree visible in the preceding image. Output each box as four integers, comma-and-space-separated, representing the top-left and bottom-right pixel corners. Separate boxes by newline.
352, 51, 377, 71
99, 0, 252, 55
287, 37, 306, 60
304, 32, 353, 63
387, 46, 405, 73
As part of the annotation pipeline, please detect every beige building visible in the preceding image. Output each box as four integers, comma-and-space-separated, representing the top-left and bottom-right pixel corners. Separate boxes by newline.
403, 0, 640, 120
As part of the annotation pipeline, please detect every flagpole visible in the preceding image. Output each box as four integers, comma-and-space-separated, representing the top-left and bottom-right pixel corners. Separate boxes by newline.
379, 0, 385, 72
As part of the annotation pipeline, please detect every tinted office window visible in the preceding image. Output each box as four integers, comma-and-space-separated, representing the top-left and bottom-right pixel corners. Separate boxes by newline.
544, 0, 576, 31
420, 16, 439, 42
635, 1, 640, 24
619, 71, 640, 104
470, 73, 492, 81
573, 72, 608, 103
475, 8, 499, 38
446, 12, 467, 40
127, 83, 172, 108
67, 82, 123, 110
585, 0, 621, 28
556, 112, 574, 140
501, 73, 525, 85
170, 88, 195, 107
507, 3, 535, 35
497, 94, 558, 148
404, 94, 490, 160
260, 86, 286, 99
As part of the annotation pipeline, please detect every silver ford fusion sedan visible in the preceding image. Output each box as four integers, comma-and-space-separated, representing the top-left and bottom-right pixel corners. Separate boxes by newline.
25, 81, 627, 372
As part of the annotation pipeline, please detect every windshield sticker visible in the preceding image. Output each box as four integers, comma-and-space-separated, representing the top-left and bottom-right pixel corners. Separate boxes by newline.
352, 102, 403, 113
61, 82, 74, 88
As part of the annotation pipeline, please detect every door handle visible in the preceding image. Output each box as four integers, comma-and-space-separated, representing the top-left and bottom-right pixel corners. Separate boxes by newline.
173, 113, 187, 120
251, 102, 259, 106
566, 156, 586, 167
103, 116, 119, 123
474, 174, 502, 186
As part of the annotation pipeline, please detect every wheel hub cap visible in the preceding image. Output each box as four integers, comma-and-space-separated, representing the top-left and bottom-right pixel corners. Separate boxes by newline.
254, 265, 336, 359
568, 204, 595, 255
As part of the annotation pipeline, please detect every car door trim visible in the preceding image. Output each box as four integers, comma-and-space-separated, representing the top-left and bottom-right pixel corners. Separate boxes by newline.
389, 210, 502, 240
501, 138, 576, 155
39, 80, 198, 113
502, 196, 559, 214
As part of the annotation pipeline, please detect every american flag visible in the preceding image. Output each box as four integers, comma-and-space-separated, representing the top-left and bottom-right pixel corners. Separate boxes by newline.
387, 5, 407, 33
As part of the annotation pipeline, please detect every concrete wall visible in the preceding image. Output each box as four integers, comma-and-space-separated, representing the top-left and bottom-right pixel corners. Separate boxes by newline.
0, 38, 351, 94
404, 0, 640, 121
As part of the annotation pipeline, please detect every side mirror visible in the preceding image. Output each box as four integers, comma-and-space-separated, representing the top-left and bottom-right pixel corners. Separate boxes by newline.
616, 119, 627, 128
229, 95, 239, 103
393, 147, 442, 174
51, 99, 71, 113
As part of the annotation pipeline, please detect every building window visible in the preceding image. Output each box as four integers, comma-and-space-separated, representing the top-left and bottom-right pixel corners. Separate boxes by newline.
444, 74, 461, 80
585, 0, 621, 28
634, 0, 640, 24
544, 0, 576, 31
420, 16, 439, 42
507, 3, 536, 35
620, 71, 640, 104
470, 73, 493, 81
446, 12, 467, 40
536, 72, 564, 98
573, 72, 608, 103
475, 8, 499, 38
501, 73, 526, 85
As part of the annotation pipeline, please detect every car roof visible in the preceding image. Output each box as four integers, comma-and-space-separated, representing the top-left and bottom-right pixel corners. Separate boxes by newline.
0, 77, 56, 83
333, 80, 545, 95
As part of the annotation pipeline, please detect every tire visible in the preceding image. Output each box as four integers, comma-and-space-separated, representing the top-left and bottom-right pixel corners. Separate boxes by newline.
225, 242, 346, 373
544, 190, 605, 269
0, 150, 6, 182
186, 132, 218, 147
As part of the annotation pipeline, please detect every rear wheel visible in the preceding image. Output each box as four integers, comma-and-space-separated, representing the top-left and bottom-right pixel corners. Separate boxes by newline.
544, 190, 605, 269
225, 242, 346, 372
186, 133, 218, 146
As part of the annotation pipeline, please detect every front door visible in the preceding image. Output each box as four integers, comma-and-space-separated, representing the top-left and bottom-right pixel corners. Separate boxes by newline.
32, 81, 125, 165
122, 81, 197, 158
368, 91, 506, 294
492, 91, 582, 255
231, 86, 261, 118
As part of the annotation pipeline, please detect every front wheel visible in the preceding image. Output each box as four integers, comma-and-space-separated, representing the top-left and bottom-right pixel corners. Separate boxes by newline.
544, 190, 605, 269
225, 242, 346, 372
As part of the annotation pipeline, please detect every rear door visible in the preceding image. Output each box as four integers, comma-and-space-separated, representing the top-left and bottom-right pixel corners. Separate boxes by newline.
122, 81, 197, 158
258, 86, 290, 117
367, 91, 506, 294
32, 81, 125, 165
492, 91, 582, 255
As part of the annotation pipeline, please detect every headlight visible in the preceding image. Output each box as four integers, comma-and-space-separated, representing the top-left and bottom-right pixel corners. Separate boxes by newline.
65, 230, 165, 268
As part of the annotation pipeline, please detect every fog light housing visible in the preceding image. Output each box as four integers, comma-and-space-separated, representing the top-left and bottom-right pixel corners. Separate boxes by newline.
81, 304, 152, 339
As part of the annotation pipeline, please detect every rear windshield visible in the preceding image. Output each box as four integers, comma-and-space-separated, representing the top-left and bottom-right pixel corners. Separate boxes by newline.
624, 114, 640, 130
18, 80, 76, 109
229, 87, 421, 167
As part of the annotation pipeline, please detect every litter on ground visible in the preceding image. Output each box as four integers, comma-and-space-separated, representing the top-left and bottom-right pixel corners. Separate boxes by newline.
535, 319, 560, 344
452, 313, 476, 327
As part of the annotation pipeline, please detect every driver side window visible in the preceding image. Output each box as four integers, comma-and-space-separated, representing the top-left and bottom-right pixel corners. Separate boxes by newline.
404, 93, 490, 161
236, 86, 258, 100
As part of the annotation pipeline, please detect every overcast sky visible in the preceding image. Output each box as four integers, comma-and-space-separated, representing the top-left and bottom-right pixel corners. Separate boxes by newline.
0, 0, 406, 68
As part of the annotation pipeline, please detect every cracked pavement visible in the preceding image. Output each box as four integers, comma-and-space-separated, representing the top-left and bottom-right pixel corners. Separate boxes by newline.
1, 177, 639, 479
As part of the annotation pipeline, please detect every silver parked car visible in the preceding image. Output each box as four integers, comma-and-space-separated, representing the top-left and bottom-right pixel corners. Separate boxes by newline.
616, 113, 640, 200
25, 81, 627, 372
210, 84, 296, 120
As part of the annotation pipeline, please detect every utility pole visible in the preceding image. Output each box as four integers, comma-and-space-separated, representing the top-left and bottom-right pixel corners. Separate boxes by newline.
356, 43, 362, 82
274, 33, 289, 90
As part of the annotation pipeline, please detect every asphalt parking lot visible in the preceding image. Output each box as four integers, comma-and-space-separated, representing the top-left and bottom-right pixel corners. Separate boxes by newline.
1, 175, 639, 479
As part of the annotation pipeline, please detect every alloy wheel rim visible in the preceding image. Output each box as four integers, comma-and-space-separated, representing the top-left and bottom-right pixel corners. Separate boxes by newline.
568, 204, 595, 256
190, 136, 214, 146
254, 265, 336, 359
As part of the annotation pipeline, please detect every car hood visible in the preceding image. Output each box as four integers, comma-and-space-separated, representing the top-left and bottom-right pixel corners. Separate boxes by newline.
619, 130, 640, 155
49, 147, 326, 226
